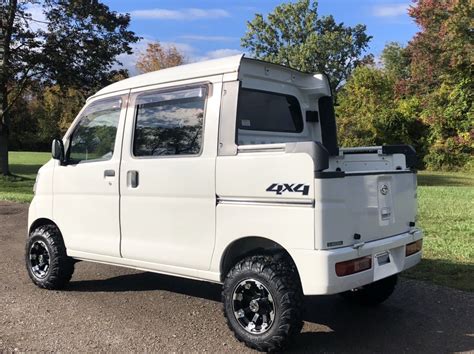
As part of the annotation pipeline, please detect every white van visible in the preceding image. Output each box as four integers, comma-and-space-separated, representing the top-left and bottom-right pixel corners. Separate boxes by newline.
26, 55, 423, 351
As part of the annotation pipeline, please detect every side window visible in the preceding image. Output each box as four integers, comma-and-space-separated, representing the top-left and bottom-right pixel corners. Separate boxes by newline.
68, 98, 122, 163
236, 88, 303, 134
133, 86, 206, 157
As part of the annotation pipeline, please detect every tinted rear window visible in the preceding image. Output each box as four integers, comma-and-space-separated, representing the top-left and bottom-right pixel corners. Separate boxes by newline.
236, 89, 303, 134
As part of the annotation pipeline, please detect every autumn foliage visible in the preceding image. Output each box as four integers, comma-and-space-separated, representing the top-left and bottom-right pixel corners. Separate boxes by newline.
337, 0, 473, 170
1, 0, 472, 171
136, 42, 185, 74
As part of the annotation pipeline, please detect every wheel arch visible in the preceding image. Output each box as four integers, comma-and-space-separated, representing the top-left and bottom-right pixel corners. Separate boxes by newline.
29, 218, 59, 236
219, 236, 301, 283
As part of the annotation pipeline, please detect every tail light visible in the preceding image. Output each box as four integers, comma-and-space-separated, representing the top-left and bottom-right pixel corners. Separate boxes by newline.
335, 256, 372, 277
406, 239, 423, 256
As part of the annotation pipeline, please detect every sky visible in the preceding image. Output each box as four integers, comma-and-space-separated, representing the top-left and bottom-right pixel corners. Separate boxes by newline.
31, 0, 420, 75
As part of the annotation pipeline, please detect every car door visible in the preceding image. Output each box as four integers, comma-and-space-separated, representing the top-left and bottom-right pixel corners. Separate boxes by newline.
53, 93, 128, 258
120, 83, 218, 270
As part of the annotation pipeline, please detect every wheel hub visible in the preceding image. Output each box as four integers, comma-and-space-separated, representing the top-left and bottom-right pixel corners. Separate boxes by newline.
29, 240, 50, 279
232, 278, 275, 334
249, 299, 259, 313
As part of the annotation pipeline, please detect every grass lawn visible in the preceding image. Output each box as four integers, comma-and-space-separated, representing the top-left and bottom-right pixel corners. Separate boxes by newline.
405, 171, 473, 291
0, 152, 473, 291
0, 151, 50, 203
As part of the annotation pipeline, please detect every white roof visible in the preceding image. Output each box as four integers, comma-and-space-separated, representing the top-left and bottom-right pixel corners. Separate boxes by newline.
93, 54, 330, 98
94, 54, 245, 97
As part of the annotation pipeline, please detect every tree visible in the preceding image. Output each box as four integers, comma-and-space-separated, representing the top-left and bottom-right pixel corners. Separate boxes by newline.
37, 86, 86, 141
0, 0, 22, 175
136, 42, 185, 74
337, 0, 472, 170
406, 0, 449, 93
336, 65, 426, 158
0, 0, 139, 175
380, 42, 412, 97
381, 42, 410, 81
241, 0, 372, 96
337, 64, 429, 167
406, 0, 473, 170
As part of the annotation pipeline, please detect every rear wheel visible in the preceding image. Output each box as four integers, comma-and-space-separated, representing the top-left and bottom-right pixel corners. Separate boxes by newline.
340, 274, 398, 306
222, 254, 303, 352
25, 225, 75, 289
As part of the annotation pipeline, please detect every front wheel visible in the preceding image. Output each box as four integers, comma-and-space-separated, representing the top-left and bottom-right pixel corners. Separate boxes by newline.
340, 274, 398, 306
222, 255, 303, 352
25, 225, 75, 289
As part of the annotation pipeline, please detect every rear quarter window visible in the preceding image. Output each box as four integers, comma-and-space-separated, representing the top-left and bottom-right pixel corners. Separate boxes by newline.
236, 89, 303, 137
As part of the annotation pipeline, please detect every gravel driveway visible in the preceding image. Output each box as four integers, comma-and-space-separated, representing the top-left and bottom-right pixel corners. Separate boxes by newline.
1, 201, 473, 352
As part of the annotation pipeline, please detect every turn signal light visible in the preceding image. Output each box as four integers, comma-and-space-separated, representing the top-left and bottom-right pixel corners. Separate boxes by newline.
406, 240, 423, 256
335, 256, 372, 277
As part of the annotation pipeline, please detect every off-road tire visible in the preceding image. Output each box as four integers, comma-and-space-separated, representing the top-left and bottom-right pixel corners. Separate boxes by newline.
340, 274, 398, 306
25, 225, 75, 289
222, 254, 304, 352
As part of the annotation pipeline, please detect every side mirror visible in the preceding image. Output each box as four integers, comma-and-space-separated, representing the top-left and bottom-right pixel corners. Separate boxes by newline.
52, 139, 65, 164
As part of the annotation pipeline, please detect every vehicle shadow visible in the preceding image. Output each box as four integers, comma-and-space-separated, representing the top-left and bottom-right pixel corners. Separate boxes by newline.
296, 295, 473, 353
67, 271, 222, 302
67, 271, 473, 353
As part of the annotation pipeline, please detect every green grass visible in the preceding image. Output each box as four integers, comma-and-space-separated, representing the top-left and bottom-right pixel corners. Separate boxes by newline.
0, 151, 50, 203
404, 171, 474, 291
0, 152, 473, 291
417, 170, 474, 187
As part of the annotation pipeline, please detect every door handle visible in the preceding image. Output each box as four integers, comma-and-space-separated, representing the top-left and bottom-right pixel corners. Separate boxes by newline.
104, 169, 115, 177
127, 170, 139, 188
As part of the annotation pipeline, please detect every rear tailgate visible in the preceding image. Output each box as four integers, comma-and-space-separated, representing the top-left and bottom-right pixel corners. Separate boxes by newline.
314, 146, 418, 250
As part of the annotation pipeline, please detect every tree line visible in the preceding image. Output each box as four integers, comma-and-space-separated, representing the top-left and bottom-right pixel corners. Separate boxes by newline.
242, 0, 472, 170
336, 0, 472, 170
0, 0, 139, 174
0, 0, 472, 175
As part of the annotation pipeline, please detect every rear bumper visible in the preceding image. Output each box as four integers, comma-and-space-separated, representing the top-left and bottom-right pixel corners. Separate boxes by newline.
290, 229, 423, 295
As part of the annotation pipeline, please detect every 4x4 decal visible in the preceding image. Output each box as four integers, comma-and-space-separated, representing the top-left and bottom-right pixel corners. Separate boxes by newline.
266, 183, 310, 196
